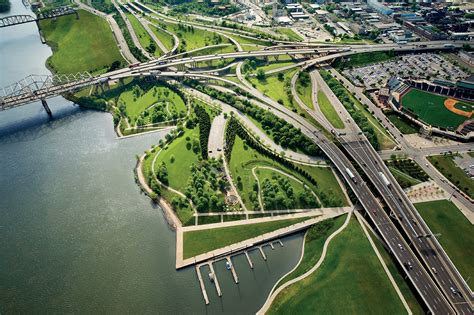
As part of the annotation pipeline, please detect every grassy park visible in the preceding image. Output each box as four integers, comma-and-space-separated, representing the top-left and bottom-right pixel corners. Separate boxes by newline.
401, 89, 472, 129
415, 200, 473, 289
385, 158, 429, 189
40, 10, 125, 74
427, 154, 474, 199
228, 136, 346, 211
317, 90, 345, 129
333, 51, 396, 69
269, 218, 406, 314
117, 84, 186, 125
183, 217, 308, 259
275, 28, 303, 42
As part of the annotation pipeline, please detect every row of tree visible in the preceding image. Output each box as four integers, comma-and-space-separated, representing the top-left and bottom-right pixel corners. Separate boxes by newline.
194, 105, 211, 159
320, 70, 379, 150
185, 80, 322, 156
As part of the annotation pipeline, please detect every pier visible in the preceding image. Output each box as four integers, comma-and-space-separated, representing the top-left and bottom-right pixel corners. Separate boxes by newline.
226, 256, 239, 284
195, 265, 209, 305
245, 251, 253, 269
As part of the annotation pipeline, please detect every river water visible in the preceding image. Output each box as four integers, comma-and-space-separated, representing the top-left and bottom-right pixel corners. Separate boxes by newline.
0, 1, 304, 313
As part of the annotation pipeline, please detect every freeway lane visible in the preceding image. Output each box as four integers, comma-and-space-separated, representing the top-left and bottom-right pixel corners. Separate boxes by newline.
340, 134, 474, 314
207, 73, 455, 313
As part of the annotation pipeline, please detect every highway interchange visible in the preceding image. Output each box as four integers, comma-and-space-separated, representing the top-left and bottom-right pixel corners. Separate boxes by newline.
1, 37, 473, 314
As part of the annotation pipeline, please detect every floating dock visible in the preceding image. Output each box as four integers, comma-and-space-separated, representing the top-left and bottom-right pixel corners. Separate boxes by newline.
195, 265, 209, 305
245, 251, 254, 269
226, 256, 239, 284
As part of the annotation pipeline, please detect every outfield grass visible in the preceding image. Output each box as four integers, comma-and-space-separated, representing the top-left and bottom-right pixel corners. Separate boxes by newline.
275, 215, 347, 289
386, 112, 419, 134
268, 218, 406, 314
401, 89, 472, 129
126, 12, 161, 57
229, 136, 346, 210
40, 10, 125, 74
317, 90, 344, 129
415, 200, 473, 290
183, 217, 308, 259
296, 74, 314, 110
427, 154, 474, 199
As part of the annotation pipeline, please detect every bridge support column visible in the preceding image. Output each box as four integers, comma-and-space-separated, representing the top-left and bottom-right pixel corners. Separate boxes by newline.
41, 99, 52, 116
35, 20, 46, 44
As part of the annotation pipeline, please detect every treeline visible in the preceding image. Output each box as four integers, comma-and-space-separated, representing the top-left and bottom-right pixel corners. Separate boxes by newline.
184, 79, 322, 157
170, 0, 239, 17
0, 0, 10, 12
320, 70, 379, 150
194, 105, 211, 159
90, 0, 114, 14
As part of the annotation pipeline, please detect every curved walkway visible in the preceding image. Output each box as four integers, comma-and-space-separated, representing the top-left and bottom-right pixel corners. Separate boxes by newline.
257, 209, 353, 314
151, 145, 197, 212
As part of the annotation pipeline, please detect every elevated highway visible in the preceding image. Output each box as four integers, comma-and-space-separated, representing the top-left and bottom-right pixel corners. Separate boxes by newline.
0, 40, 469, 110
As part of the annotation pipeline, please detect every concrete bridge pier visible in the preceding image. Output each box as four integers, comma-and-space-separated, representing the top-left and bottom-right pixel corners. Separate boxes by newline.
35, 20, 46, 44
41, 99, 52, 116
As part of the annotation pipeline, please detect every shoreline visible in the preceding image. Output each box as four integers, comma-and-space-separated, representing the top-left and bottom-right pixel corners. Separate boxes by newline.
135, 154, 182, 231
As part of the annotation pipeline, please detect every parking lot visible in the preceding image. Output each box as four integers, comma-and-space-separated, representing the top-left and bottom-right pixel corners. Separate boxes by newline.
344, 53, 469, 89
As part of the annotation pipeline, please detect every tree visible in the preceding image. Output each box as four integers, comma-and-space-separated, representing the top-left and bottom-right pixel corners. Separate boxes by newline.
256, 69, 266, 81
277, 72, 284, 81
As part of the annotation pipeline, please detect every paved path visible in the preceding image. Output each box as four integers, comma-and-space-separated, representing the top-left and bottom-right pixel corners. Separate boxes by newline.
176, 207, 351, 268
207, 112, 226, 159
257, 208, 353, 314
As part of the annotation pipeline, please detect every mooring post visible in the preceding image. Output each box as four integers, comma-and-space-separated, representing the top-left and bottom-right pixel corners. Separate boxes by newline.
41, 99, 52, 116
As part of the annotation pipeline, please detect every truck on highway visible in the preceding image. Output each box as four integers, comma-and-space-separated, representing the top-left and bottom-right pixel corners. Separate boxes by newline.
346, 168, 356, 183
379, 172, 391, 186
443, 44, 455, 48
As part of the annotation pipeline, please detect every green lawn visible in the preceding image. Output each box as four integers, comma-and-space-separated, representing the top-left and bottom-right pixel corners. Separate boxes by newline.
154, 127, 200, 192
427, 154, 474, 199
388, 167, 421, 188
275, 215, 347, 289
415, 200, 473, 290
149, 25, 175, 51
296, 74, 314, 110
249, 69, 298, 109
401, 89, 472, 129
229, 34, 272, 48
117, 84, 186, 124
317, 90, 344, 129
254, 56, 296, 73
269, 218, 406, 314
40, 10, 125, 74
183, 217, 308, 259
126, 12, 161, 57
386, 112, 419, 134
229, 136, 346, 210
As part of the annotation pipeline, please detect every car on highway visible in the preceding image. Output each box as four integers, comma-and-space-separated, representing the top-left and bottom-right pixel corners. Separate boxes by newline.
450, 287, 458, 294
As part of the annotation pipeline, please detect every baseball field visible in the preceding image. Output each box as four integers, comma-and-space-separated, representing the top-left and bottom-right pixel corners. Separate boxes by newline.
401, 89, 473, 129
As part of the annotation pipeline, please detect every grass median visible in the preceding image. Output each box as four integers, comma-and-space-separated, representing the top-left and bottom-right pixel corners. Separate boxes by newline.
317, 90, 344, 129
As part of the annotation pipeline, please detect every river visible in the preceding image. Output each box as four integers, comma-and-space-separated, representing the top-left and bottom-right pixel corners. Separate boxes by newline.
0, 1, 304, 313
